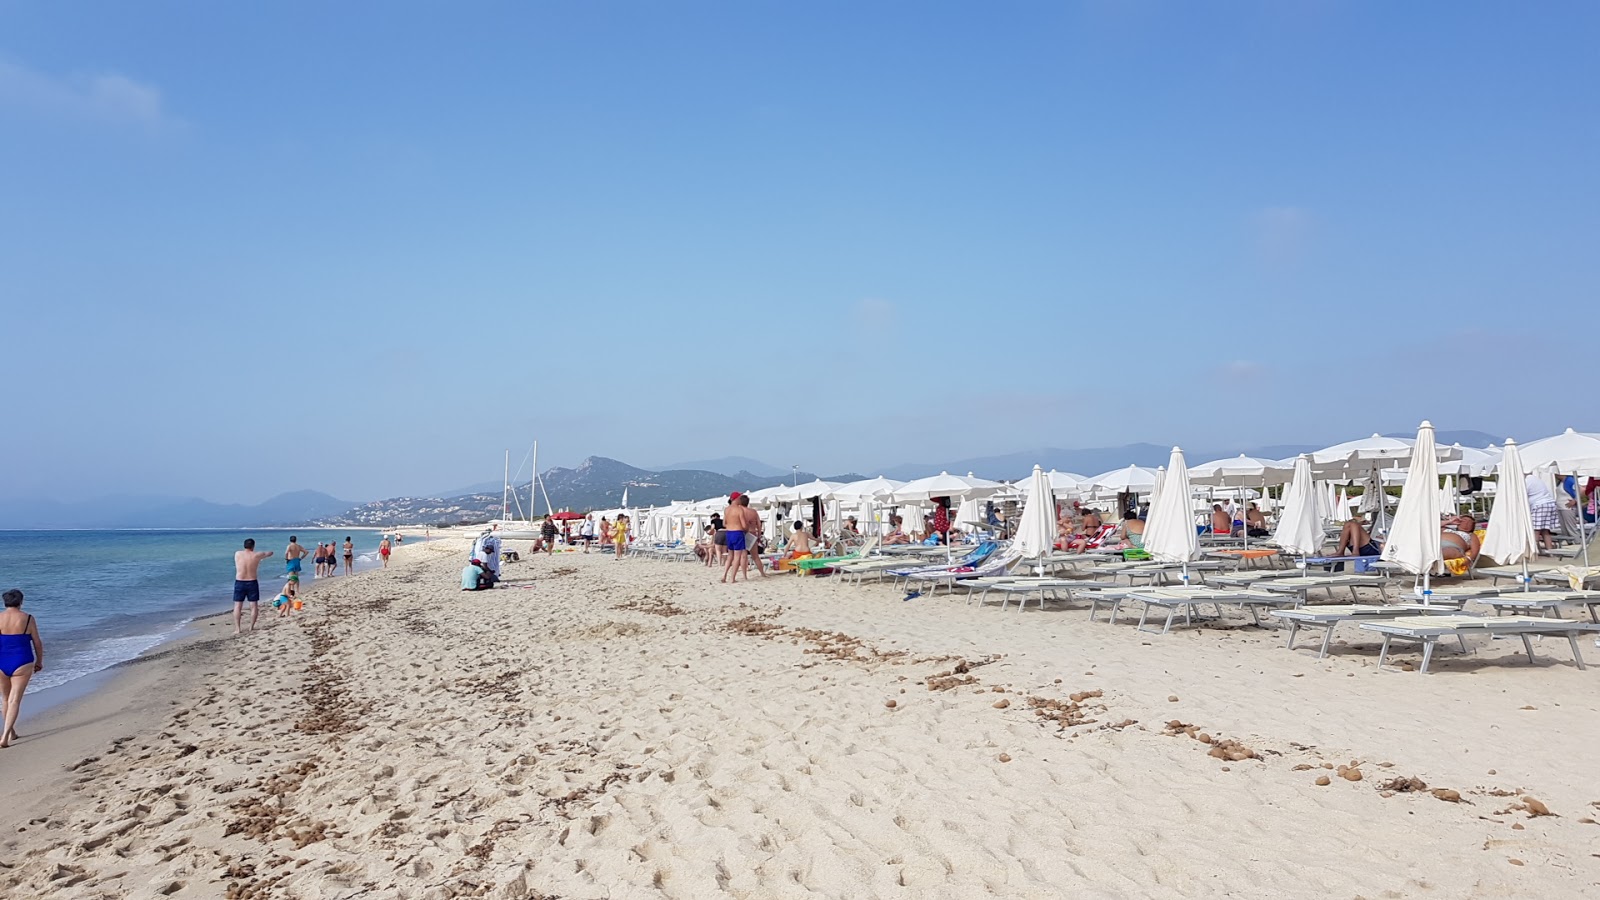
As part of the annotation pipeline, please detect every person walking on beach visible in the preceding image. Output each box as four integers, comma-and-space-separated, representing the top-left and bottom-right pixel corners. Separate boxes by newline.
233, 538, 274, 634
284, 536, 311, 579
580, 516, 595, 552
313, 542, 328, 578
378, 536, 392, 567
721, 492, 750, 583
0, 589, 44, 749
342, 536, 354, 575
613, 514, 630, 559
541, 517, 559, 554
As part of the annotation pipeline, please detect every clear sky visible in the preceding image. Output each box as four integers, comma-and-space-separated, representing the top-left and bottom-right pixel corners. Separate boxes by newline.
3, 1, 1596, 504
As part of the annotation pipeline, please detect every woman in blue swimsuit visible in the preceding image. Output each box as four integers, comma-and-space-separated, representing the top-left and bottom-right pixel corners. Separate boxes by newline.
0, 589, 45, 749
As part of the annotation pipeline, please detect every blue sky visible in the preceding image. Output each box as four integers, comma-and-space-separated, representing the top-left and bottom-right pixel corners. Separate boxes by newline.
2, 1, 1596, 503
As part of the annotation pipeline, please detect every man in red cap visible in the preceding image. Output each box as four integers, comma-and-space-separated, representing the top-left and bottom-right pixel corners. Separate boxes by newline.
721, 492, 749, 583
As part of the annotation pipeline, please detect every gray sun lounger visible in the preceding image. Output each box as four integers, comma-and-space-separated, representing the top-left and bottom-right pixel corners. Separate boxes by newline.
1250, 574, 1391, 604
1122, 587, 1297, 634
1270, 603, 1467, 659
1359, 615, 1600, 673
1480, 590, 1600, 622
966, 578, 1121, 612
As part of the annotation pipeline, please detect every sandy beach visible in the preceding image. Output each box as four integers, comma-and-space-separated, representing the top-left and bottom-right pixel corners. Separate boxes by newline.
2, 538, 1598, 899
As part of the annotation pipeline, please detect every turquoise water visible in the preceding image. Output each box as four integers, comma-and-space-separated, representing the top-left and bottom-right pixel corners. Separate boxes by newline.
0, 529, 390, 694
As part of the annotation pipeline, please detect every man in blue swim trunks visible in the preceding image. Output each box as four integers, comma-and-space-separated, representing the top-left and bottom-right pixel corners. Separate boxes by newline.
233, 538, 273, 634
721, 492, 750, 584
284, 535, 311, 577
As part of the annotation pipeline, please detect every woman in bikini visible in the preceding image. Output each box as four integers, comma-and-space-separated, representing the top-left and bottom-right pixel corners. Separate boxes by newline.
343, 537, 354, 575
0, 589, 45, 749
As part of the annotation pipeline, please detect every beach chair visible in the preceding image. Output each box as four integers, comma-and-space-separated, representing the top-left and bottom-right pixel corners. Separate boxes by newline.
1359, 615, 1600, 673
791, 536, 880, 574
899, 549, 1021, 595
886, 542, 1001, 583
1250, 574, 1392, 604
1270, 603, 1468, 659
1480, 590, 1600, 621
1121, 587, 1298, 634
966, 578, 1122, 612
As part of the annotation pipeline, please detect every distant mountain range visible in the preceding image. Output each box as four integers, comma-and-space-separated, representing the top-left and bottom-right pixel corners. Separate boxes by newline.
323, 457, 864, 527
6, 430, 1506, 529
0, 490, 358, 530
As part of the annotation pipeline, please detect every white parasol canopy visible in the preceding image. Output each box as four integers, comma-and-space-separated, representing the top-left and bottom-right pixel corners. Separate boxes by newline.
1518, 428, 1600, 475
1480, 438, 1538, 574
1012, 466, 1058, 559
1443, 444, 1502, 477
743, 486, 786, 508
1017, 469, 1089, 496
1272, 455, 1323, 557
1381, 421, 1444, 581
1312, 433, 1418, 466
831, 476, 905, 501
1089, 464, 1160, 494
1142, 447, 1199, 572
1188, 455, 1294, 486
892, 471, 1002, 503
777, 479, 845, 503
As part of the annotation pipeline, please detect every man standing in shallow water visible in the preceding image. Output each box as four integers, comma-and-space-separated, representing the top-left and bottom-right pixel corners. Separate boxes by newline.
233, 538, 273, 634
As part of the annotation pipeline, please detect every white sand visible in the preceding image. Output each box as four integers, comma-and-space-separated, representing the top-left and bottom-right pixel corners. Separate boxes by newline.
2, 540, 1598, 898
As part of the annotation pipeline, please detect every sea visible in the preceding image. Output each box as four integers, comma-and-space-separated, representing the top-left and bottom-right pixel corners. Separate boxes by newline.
0, 528, 395, 697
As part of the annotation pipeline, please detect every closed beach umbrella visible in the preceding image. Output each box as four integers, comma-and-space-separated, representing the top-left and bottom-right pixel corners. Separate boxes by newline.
900, 504, 927, 536
954, 496, 985, 530
1381, 421, 1444, 588
1013, 466, 1057, 559
1142, 447, 1199, 580
1272, 455, 1323, 557
1480, 438, 1538, 582
1439, 475, 1462, 516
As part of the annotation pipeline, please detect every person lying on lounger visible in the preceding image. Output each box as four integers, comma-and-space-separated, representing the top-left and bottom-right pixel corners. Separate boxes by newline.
1332, 514, 1381, 557
1441, 514, 1481, 575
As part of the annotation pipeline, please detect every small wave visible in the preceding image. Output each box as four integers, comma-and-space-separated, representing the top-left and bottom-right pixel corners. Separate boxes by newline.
30, 625, 187, 692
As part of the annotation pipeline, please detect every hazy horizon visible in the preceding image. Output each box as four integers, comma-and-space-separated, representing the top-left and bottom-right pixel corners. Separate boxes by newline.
5, 3, 1595, 505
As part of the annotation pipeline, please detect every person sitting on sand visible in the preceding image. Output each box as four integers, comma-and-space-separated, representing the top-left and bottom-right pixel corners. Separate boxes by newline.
1209, 504, 1234, 536
884, 515, 911, 545
274, 578, 297, 618
461, 558, 492, 591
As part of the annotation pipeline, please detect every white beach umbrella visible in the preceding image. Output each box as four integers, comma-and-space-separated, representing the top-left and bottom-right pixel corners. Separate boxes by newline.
1335, 487, 1350, 523
1188, 455, 1293, 486
781, 479, 845, 502
1147, 466, 1167, 515
892, 471, 1001, 503
1017, 469, 1089, 497
744, 486, 785, 508
1311, 433, 1418, 466
1089, 465, 1160, 494
1480, 438, 1538, 581
1381, 421, 1444, 588
1518, 428, 1600, 475
954, 496, 986, 530
832, 476, 905, 501
1272, 455, 1323, 557
1439, 475, 1462, 515
900, 504, 926, 535
1012, 466, 1058, 559
1143, 447, 1199, 579
1443, 444, 1501, 477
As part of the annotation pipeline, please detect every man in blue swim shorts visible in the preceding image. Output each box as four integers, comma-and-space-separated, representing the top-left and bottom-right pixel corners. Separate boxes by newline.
284, 535, 310, 575
233, 538, 273, 634
721, 492, 751, 584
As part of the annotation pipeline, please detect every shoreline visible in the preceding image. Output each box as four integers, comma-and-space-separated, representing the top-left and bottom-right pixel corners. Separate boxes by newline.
3, 538, 1598, 897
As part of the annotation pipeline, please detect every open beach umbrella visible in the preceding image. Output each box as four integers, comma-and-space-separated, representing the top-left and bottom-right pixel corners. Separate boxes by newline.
780, 479, 845, 503
1518, 428, 1600, 474
1012, 466, 1058, 560
1142, 447, 1199, 581
1480, 438, 1538, 585
892, 472, 1001, 503
1311, 433, 1417, 466
1272, 455, 1323, 558
1444, 444, 1501, 477
744, 486, 785, 508
832, 476, 905, 501
1381, 421, 1444, 592
1188, 455, 1293, 486
1017, 469, 1088, 497
1089, 465, 1160, 494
